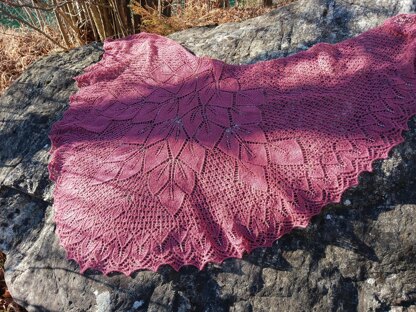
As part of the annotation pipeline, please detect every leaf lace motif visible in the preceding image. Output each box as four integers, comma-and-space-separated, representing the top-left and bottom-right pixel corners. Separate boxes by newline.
48, 15, 416, 274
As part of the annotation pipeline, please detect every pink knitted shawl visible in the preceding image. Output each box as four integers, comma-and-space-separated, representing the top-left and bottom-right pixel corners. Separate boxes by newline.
49, 14, 416, 274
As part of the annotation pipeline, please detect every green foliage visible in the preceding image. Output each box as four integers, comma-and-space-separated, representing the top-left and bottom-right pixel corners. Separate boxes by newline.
0, 4, 20, 27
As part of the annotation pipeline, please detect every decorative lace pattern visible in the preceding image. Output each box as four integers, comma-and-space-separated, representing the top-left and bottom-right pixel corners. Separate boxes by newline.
48, 14, 416, 274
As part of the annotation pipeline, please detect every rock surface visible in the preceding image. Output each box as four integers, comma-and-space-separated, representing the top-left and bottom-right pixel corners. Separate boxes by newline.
1, 0, 416, 311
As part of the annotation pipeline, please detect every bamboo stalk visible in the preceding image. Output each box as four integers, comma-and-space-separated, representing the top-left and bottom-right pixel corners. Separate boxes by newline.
98, 0, 114, 38
20, 4, 38, 27
81, 1, 100, 42
118, 0, 134, 34
63, 2, 80, 43
88, 2, 107, 40
111, 0, 128, 37
55, 3, 85, 45
64, 2, 78, 27
53, 0, 71, 48
73, 0, 91, 42
32, 0, 45, 30
38, 8, 48, 30
107, 0, 118, 37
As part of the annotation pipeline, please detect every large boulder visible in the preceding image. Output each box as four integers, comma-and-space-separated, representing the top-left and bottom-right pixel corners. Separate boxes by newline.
1, 0, 416, 311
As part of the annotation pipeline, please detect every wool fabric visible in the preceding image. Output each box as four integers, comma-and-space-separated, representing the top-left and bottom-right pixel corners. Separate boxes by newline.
49, 13, 416, 274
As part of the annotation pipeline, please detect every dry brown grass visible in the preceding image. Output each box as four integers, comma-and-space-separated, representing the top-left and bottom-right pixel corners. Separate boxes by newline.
131, 0, 297, 36
0, 25, 63, 95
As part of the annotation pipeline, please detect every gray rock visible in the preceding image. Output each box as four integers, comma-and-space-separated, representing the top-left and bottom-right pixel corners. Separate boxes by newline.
1, 0, 416, 311
169, 0, 415, 64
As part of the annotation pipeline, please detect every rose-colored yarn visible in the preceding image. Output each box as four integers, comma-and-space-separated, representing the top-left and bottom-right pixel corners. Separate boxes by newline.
48, 14, 416, 274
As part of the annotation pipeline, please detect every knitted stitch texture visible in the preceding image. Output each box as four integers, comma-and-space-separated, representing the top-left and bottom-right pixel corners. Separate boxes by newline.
49, 13, 416, 274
